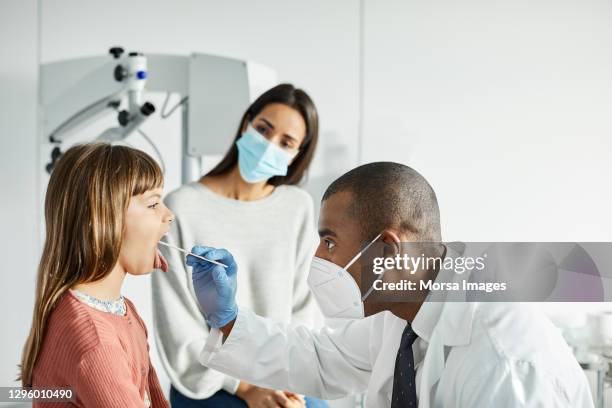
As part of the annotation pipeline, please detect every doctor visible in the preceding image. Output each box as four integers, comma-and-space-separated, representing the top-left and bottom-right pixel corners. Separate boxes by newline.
187, 162, 593, 407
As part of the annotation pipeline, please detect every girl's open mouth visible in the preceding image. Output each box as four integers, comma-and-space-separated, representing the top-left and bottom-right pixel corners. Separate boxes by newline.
154, 249, 169, 272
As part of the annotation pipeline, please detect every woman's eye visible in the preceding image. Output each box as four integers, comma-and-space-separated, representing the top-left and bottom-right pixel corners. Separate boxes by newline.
148, 203, 160, 209
324, 239, 336, 251
256, 125, 269, 135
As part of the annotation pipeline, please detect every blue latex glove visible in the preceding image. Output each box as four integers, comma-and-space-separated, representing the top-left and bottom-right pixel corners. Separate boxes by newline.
186, 246, 238, 329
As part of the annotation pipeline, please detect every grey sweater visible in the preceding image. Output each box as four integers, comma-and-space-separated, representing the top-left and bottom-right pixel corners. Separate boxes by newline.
152, 182, 318, 399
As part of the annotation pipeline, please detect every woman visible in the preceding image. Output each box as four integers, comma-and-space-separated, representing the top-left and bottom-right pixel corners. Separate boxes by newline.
153, 84, 326, 407
20, 143, 173, 407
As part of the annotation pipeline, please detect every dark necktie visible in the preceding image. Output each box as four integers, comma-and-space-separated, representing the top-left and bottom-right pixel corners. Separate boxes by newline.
391, 323, 419, 407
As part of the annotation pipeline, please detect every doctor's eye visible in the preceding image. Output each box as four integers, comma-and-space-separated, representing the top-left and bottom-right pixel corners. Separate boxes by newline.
324, 238, 336, 252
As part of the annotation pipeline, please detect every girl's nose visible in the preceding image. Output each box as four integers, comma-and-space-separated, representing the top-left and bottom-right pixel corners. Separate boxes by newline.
166, 210, 175, 223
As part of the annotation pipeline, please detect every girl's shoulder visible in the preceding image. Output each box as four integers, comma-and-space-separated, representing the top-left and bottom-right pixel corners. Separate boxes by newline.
122, 296, 148, 334
49, 291, 144, 351
44, 292, 134, 357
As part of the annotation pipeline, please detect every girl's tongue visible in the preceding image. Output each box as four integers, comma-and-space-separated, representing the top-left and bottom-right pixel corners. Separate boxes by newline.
154, 249, 169, 272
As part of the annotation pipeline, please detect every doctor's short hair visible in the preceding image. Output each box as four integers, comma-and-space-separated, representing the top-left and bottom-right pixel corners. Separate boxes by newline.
322, 162, 442, 242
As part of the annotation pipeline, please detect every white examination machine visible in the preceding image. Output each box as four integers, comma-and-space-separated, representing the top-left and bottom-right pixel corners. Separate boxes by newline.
40, 47, 277, 183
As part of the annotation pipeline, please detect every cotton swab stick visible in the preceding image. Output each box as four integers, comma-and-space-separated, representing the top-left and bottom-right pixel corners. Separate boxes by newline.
158, 241, 228, 268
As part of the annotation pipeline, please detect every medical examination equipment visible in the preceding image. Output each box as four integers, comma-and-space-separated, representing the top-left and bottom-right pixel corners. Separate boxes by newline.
40, 46, 277, 183
579, 358, 607, 408
158, 241, 227, 268
564, 311, 612, 408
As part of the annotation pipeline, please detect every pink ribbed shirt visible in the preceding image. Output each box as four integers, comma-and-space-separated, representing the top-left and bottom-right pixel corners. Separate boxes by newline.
32, 291, 169, 407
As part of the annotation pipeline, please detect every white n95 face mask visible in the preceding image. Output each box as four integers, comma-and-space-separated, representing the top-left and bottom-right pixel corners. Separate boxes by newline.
307, 233, 382, 320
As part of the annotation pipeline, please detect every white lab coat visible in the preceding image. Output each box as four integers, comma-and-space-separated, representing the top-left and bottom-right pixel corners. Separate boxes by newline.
200, 301, 593, 407
199, 247, 594, 407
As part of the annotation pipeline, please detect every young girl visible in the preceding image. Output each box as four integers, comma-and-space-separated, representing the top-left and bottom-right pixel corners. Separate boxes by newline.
20, 143, 173, 407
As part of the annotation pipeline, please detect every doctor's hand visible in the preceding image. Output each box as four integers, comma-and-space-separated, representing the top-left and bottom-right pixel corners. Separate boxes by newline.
236, 382, 306, 408
187, 246, 238, 329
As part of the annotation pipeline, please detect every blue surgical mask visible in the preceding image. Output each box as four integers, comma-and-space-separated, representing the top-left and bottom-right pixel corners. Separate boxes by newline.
236, 125, 298, 183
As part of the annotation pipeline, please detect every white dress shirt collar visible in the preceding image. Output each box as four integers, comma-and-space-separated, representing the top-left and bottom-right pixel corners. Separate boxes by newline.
411, 243, 476, 347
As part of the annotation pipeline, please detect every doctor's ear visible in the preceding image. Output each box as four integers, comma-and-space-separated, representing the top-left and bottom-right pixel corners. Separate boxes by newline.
380, 230, 402, 257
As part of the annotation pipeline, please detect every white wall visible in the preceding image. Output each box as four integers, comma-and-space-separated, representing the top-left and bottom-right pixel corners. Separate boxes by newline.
362, 0, 612, 319
0, 0, 39, 394
363, 0, 612, 242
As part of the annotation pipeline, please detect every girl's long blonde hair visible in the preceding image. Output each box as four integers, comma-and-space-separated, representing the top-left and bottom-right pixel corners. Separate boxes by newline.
19, 143, 163, 386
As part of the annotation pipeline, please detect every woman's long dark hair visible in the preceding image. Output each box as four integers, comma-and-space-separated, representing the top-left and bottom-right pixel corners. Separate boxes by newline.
204, 83, 319, 186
